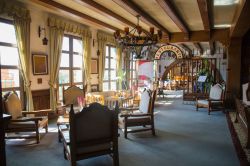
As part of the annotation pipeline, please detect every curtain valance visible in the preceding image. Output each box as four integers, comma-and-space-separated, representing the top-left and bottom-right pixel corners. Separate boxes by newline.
97, 31, 117, 45
0, 1, 31, 20
48, 17, 91, 38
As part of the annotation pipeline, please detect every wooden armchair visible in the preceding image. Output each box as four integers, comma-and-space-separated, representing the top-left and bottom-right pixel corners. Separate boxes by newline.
119, 89, 156, 138
61, 103, 119, 166
3, 91, 51, 143
196, 83, 226, 115
57, 85, 86, 114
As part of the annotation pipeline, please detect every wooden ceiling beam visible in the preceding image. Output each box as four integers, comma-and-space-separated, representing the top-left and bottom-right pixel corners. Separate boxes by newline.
73, 0, 149, 34
197, 0, 211, 31
160, 29, 230, 45
193, 42, 203, 54
35, 0, 120, 32
112, 0, 170, 39
230, 0, 250, 38
155, 0, 189, 34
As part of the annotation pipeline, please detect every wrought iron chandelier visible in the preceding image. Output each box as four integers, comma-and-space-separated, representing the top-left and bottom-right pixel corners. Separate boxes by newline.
114, 15, 162, 59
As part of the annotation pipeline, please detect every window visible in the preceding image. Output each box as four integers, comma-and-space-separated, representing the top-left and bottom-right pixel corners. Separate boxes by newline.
58, 35, 83, 101
129, 54, 137, 88
103, 45, 117, 91
0, 19, 23, 99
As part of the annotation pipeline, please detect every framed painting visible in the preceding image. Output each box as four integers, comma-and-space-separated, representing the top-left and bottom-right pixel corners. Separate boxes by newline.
32, 54, 48, 75
91, 58, 98, 74
91, 84, 99, 92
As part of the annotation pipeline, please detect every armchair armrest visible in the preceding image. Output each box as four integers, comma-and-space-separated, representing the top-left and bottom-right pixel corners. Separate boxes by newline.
196, 96, 208, 100
120, 113, 151, 117
11, 117, 43, 122
120, 107, 139, 111
22, 109, 53, 116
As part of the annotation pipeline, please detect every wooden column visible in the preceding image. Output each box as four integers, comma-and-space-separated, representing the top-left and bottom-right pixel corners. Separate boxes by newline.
226, 38, 242, 105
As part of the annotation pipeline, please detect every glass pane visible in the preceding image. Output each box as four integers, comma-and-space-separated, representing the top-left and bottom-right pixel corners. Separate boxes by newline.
0, 46, 19, 66
59, 70, 70, 84
58, 86, 63, 101
110, 70, 116, 80
73, 39, 82, 53
1, 69, 20, 88
103, 82, 109, 91
60, 53, 69, 67
0, 22, 16, 44
111, 47, 116, 59
104, 70, 109, 80
105, 58, 109, 68
110, 81, 116, 91
106, 46, 109, 56
110, 58, 116, 69
73, 54, 82, 68
73, 70, 82, 83
62, 36, 69, 51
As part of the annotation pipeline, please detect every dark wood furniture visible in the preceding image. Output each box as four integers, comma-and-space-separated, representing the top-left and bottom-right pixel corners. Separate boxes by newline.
235, 98, 250, 148
60, 103, 119, 166
3, 91, 51, 143
57, 85, 87, 115
119, 89, 156, 138
32, 89, 50, 110
196, 83, 226, 115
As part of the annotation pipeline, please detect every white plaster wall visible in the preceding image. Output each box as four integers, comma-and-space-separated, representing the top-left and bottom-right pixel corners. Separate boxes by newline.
28, 6, 50, 90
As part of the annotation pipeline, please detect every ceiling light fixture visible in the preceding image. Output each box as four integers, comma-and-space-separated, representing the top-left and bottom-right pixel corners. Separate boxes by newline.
114, 15, 162, 59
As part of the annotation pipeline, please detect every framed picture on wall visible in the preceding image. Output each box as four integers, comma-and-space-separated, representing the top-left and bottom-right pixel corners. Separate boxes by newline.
91, 58, 98, 74
32, 54, 48, 75
91, 84, 99, 92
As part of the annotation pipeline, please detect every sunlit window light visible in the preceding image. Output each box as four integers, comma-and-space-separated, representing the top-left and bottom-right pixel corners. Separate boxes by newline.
214, 24, 231, 28
214, 0, 239, 6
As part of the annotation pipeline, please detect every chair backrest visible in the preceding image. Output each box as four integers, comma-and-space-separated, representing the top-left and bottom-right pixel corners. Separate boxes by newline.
3, 92, 22, 120
209, 83, 223, 100
242, 82, 250, 105
149, 90, 157, 114
139, 89, 151, 114
69, 102, 118, 158
63, 85, 85, 106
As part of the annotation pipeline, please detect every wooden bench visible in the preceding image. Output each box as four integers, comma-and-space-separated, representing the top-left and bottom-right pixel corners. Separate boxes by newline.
235, 98, 250, 148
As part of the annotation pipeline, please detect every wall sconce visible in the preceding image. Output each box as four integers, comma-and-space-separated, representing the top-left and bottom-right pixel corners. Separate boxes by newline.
38, 26, 48, 45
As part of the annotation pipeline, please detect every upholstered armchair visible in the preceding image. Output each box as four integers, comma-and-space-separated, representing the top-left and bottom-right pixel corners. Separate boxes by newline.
61, 103, 119, 166
3, 91, 51, 143
196, 83, 226, 115
119, 89, 156, 138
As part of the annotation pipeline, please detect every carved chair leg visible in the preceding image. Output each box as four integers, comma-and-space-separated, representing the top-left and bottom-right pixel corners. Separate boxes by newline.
45, 123, 48, 133
113, 141, 119, 166
63, 147, 67, 160
234, 113, 238, 123
35, 122, 40, 144
71, 160, 76, 166
124, 127, 128, 139
36, 128, 40, 144
124, 117, 128, 139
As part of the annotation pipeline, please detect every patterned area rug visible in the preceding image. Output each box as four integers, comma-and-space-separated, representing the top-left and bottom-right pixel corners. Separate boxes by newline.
227, 111, 250, 166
